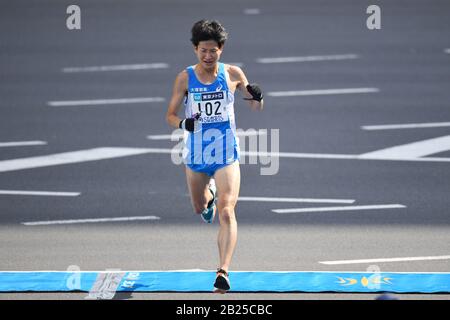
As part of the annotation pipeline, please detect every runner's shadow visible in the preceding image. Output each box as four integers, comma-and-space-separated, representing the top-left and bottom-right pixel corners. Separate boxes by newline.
112, 291, 134, 300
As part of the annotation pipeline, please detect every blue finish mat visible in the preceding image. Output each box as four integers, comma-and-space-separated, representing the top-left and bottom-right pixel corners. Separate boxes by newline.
0, 271, 449, 293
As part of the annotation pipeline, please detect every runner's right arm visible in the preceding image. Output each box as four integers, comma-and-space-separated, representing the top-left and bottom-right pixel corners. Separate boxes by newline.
166, 71, 189, 129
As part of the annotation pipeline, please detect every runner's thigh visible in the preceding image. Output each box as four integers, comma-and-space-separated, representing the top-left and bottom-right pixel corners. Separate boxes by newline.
214, 162, 240, 208
185, 166, 211, 205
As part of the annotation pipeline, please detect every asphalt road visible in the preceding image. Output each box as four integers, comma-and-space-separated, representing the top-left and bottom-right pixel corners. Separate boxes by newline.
0, 0, 449, 300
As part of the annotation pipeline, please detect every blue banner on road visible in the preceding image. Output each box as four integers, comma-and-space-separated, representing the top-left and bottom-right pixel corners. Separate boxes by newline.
0, 271, 449, 293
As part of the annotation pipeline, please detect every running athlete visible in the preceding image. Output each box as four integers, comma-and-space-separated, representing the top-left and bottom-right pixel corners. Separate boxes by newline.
166, 20, 263, 293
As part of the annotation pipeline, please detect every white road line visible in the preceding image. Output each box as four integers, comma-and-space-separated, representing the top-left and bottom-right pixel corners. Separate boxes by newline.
169, 148, 361, 160
147, 133, 182, 140
392, 157, 450, 162
62, 63, 169, 73
147, 130, 266, 140
444, 48, 450, 54
257, 54, 359, 64
267, 87, 379, 97
319, 255, 450, 265
244, 8, 261, 15
223, 62, 245, 67
244, 151, 359, 160
22, 216, 160, 226
2, 270, 449, 274
238, 196, 355, 204
0, 147, 157, 173
3, 146, 450, 175
359, 135, 450, 160
0, 269, 206, 273
48, 97, 165, 107
0, 190, 80, 197
142, 148, 450, 163
362, 122, 450, 131
0, 141, 47, 147
272, 204, 406, 214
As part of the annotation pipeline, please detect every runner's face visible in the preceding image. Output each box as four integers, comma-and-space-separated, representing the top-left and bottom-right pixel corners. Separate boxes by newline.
195, 40, 223, 70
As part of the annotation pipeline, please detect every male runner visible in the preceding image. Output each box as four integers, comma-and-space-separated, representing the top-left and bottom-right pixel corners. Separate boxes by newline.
166, 19, 263, 292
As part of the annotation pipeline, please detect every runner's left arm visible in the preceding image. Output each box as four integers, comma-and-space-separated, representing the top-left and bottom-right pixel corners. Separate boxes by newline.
229, 65, 264, 111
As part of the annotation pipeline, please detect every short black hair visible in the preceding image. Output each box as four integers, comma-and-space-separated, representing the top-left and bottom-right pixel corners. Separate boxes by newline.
190, 19, 228, 48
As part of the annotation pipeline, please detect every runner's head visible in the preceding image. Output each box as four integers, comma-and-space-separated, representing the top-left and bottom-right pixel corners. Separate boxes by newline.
191, 20, 228, 69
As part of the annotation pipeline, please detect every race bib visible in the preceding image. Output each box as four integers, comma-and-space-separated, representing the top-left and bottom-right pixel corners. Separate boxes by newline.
192, 91, 228, 123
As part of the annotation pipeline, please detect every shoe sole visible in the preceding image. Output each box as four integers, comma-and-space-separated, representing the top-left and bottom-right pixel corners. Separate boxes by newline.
213, 275, 230, 292
213, 288, 227, 294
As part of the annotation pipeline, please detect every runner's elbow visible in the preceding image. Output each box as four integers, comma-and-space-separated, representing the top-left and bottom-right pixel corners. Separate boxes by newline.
166, 112, 177, 128
250, 100, 263, 111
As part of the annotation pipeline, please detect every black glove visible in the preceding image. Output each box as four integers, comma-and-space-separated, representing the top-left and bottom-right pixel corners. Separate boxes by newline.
179, 113, 201, 132
244, 83, 263, 102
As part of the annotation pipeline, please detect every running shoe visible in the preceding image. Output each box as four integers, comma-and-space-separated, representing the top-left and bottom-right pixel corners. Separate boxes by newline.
213, 268, 230, 292
201, 179, 216, 224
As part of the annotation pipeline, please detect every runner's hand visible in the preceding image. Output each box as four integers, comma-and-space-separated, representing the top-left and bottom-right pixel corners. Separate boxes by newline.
244, 83, 263, 102
179, 113, 201, 132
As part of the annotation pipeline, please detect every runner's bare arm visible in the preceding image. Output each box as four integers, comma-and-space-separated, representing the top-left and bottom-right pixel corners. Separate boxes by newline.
166, 71, 188, 128
228, 65, 263, 111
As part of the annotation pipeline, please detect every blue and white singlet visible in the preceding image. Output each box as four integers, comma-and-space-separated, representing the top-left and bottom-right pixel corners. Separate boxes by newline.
183, 62, 240, 176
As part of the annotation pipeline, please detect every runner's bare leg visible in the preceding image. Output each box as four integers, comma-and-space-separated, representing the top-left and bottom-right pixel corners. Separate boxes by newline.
185, 167, 213, 214
214, 161, 240, 272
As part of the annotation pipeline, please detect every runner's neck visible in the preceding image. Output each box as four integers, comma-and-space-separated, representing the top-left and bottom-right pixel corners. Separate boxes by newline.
195, 63, 220, 83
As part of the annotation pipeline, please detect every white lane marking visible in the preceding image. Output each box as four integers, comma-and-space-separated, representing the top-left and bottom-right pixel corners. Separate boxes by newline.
0, 141, 47, 147
62, 63, 169, 73
223, 62, 245, 67
0, 190, 80, 197
114, 148, 362, 161
141, 148, 450, 163
2, 270, 449, 274
147, 130, 266, 140
257, 54, 359, 64
362, 122, 450, 131
319, 255, 450, 265
148, 148, 363, 160
3, 145, 450, 174
272, 204, 406, 214
244, 8, 261, 15
147, 133, 182, 140
267, 87, 379, 97
48, 97, 165, 107
238, 196, 355, 204
244, 151, 359, 160
0, 269, 208, 273
359, 135, 450, 160
0, 147, 156, 173
444, 48, 450, 54
394, 157, 450, 162
22, 216, 161, 226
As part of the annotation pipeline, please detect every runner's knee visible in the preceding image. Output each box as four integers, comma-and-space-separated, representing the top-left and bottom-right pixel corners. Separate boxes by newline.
218, 205, 236, 224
